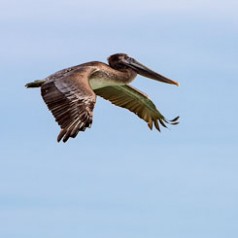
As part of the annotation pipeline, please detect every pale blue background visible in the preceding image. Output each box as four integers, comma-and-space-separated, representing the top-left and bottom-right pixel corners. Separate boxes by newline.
1, 0, 238, 237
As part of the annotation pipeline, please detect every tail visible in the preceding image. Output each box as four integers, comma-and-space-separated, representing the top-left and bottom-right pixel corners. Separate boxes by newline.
25, 80, 45, 88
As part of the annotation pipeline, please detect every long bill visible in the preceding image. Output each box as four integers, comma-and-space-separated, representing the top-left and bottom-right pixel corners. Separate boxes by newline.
124, 57, 180, 86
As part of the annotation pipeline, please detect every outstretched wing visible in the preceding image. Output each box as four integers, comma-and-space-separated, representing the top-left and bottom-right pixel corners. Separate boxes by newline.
41, 67, 96, 142
94, 85, 179, 131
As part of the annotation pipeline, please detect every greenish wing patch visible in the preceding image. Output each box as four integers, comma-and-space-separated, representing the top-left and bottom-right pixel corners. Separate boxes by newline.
94, 85, 178, 131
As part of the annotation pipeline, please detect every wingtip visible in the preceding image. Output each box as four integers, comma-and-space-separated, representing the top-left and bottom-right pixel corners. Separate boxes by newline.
57, 129, 66, 143
169, 116, 180, 125
150, 115, 179, 133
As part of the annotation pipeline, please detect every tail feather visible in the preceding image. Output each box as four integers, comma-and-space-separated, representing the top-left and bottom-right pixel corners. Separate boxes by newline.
25, 80, 45, 88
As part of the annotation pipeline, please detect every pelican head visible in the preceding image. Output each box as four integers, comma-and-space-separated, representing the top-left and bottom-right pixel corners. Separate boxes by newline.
108, 53, 179, 86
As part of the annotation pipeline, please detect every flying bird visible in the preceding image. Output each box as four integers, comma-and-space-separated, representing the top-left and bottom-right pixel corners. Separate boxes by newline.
26, 53, 179, 142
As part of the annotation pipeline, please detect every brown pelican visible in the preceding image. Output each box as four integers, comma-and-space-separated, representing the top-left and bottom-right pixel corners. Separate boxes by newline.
25, 53, 179, 142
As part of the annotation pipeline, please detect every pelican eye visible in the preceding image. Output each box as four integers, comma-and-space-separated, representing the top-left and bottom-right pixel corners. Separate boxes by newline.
127, 57, 135, 64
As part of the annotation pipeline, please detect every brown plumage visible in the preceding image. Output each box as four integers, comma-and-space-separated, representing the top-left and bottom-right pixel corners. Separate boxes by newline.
26, 53, 179, 142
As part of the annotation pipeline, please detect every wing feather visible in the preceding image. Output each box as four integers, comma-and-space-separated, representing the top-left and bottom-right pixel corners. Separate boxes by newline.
41, 68, 96, 142
94, 85, 179, 131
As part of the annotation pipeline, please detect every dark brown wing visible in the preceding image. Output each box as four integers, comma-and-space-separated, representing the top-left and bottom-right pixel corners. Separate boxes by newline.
41, 67, 96, 142
94, 85, 179, 131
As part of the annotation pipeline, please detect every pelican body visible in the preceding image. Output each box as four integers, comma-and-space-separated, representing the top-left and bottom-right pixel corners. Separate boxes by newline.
26, 53, 179, 142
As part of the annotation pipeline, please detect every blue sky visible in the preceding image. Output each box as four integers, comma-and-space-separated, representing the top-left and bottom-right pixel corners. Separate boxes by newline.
1, 0, 238, 237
